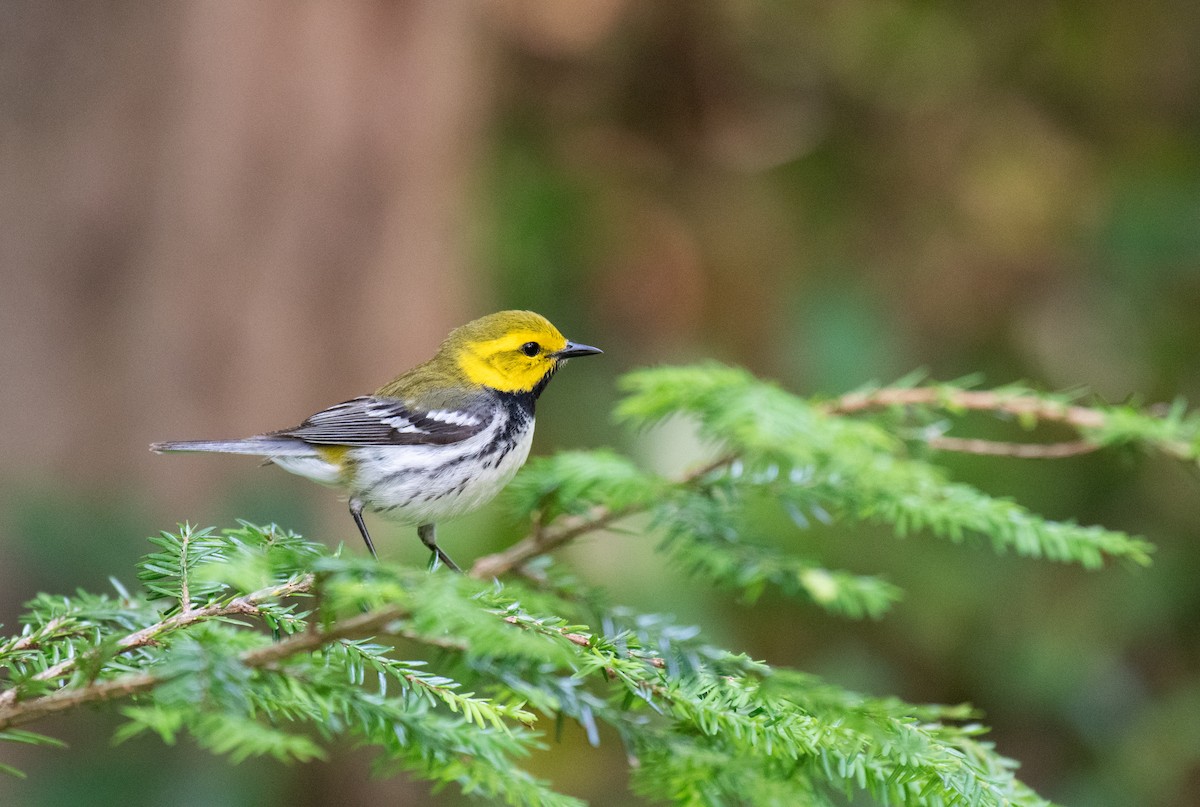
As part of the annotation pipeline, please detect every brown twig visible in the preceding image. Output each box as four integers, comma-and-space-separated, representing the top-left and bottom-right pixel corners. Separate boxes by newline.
470, 506, 630, 580
824, 387, 1117, 458
469, 454, 735, 580
926, 436, 1100, 458
823, 387, 1107, 429
236, 605, 404, 668
0, 672, 163, 730
499, 617, 666, 670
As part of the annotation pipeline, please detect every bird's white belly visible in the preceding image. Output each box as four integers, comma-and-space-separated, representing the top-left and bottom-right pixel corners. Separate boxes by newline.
351, 419, 534, 525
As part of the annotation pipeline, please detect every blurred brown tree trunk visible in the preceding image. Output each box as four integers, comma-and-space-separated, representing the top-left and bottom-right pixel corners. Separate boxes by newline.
0, 1, 491, 499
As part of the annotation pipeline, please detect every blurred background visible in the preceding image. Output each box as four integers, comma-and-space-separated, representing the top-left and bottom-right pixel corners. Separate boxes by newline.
2, 2, 1199, 804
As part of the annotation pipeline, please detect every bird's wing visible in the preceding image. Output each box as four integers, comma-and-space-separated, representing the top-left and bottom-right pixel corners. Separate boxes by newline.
272, 396, 490, 447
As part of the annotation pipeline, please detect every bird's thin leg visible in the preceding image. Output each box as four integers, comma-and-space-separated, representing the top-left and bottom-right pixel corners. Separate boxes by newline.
417, 523, 461, 572
349, 498, 378, 559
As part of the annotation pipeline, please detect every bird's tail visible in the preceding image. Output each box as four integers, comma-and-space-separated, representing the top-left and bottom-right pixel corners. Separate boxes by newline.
150, 437, 313, 456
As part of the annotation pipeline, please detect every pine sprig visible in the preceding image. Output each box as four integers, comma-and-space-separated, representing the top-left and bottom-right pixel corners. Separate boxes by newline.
494, 601, 1050, 806
0, 522, 1090, 806
826, 377, 1200, 461
612, 364, 1154, 570
2, 530, 577, 805
138, 524, 231, 609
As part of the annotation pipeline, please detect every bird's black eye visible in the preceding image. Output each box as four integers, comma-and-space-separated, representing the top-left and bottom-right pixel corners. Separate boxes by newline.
520, 342, 541, 357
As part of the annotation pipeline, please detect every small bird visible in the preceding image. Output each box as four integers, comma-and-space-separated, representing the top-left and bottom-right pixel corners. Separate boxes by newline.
152, 310, 602, 571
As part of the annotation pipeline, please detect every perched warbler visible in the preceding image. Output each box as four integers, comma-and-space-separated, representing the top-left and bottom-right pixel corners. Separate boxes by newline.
152, 310, 602, 571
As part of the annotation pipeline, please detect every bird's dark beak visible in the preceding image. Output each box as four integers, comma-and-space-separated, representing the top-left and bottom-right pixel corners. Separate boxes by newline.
555, 341, 603, 359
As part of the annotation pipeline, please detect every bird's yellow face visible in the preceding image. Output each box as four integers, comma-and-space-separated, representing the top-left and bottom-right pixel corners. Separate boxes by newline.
450, 311, 601, 394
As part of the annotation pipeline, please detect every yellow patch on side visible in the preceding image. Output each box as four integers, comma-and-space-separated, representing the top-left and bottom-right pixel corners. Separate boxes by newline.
316, 445, 352, 467
456, 329, 568, 393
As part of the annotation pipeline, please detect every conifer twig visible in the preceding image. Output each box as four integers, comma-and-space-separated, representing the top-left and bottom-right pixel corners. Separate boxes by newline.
0, 600, 401, 731
0, 576, 315, 713
178, 526, 193, 614
825, 386, 1196, 459
473, 383, 1190, 577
